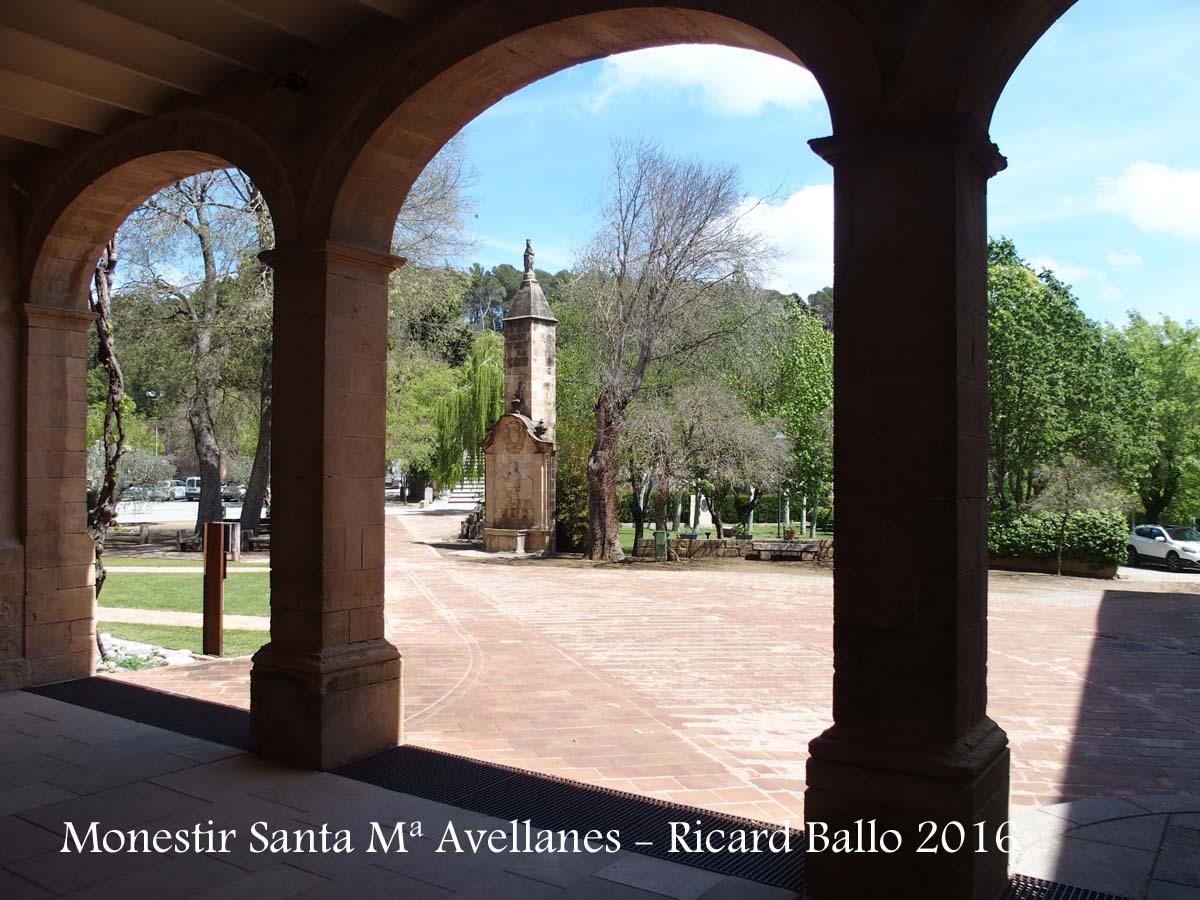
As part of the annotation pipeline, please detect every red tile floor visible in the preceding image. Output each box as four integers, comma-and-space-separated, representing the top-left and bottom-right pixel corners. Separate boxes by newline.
109, 508, 1200, 828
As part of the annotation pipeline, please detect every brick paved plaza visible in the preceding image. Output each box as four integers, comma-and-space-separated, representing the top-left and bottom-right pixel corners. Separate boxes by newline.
113, 508, 1200, 828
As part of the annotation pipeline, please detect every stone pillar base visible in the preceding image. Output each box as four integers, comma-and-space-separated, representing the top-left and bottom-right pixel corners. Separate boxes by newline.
0, 658, 31, 692
250, 638, 402, 769
804, 719, 1010, 900
483, 527, 553, 553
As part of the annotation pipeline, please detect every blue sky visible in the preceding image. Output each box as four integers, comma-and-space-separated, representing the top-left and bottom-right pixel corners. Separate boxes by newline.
453, 0, 1199, 326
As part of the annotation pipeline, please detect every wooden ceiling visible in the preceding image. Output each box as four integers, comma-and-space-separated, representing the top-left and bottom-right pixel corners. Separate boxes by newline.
0, 0, 426, 166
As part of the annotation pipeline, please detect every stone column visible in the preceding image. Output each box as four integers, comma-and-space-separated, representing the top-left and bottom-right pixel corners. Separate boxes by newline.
803, 115, 1010, 900
0, 184, 25, 690
21, 305, 97, 686
250, 241, 403, 769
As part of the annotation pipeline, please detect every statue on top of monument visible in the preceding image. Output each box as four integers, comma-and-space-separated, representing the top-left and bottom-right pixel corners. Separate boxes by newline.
523, 239, 534, 275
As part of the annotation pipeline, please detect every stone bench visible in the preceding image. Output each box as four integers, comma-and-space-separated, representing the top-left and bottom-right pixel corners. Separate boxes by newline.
749, 539, 834, 561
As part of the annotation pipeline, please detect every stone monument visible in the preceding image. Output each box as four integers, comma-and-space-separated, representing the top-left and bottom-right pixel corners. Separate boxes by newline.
481, 241, 557, 552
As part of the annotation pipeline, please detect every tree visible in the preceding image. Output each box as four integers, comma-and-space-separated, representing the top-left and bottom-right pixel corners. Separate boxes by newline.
803, 286, 834, 331
1121, 314, 1200, 523
562, 139, 774, 560
392, 134, 476, 265
386, 355, 457, 478
1031, 457, 1132, 575
431, 332, 505, 488
987, 237, 1150, 510
120, 171, 271, 534
768, 306, 834, 533
87, 237, 124, 602
671, 381, 790, 537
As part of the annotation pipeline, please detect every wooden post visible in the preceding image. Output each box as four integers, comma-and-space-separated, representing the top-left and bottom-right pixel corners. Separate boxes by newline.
203, 522, 225, 656
228, 522, 241, 562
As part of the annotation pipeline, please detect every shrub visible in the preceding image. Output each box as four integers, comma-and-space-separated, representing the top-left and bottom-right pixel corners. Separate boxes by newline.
988, 507, 1127, 566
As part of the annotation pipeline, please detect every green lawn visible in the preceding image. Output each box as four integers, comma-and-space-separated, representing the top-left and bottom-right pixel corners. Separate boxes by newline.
100, 622, 266, 658
97, 572, 270, 617
618, 524, 833, 555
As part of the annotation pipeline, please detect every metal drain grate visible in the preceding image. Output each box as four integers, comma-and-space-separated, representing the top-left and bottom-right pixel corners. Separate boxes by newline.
26, 677, 252, 749
334, 744, 807, 890
24, 681, 1136, 898
1004, 873, 1134, 900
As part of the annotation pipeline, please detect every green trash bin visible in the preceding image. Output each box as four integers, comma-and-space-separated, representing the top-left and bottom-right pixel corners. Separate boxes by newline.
653, 530, 669, 561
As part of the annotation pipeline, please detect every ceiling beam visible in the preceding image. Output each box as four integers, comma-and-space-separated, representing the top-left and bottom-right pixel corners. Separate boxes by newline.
0, 70, 125, 134
0, 107, 78, 149
0, 0, 241, 92
0, 25, 173, 114
216, 0, 379, 45
89, 0, 311, 70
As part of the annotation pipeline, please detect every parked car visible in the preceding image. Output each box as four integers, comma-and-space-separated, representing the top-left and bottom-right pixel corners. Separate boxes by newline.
1127, 524, 1200, 572
123, 483, 167, 502
163, 479, 186, 501
184, 476, 201, 501
221, 482, 247, 501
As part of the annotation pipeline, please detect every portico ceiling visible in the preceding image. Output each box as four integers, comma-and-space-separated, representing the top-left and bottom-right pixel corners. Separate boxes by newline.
0, 0, 430, 166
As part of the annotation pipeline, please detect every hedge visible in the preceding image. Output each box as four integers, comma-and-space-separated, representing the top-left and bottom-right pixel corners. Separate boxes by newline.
988, 508, 1127, 566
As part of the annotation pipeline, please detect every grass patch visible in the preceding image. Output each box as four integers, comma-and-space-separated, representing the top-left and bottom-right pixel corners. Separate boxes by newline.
98, 572, 270, 617
100, 622, 266, 658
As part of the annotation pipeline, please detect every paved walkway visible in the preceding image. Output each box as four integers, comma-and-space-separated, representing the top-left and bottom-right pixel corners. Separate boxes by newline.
2, 691, 786, 899
98, 608, 270, 631
107, 507, 1200, 884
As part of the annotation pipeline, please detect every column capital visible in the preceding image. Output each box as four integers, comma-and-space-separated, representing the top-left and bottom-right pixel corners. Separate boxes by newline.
23, 304, 96, 332
810, 112, 1006, 179
259, 240, 406, 274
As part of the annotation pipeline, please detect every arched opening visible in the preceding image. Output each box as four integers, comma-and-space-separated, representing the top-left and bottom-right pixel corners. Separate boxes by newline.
22, 140, 287, 687
977, 1, 1200, 894
364, 42, 837, 833
320, 7, 874, 253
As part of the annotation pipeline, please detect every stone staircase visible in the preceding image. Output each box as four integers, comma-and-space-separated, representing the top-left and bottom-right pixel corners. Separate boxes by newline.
445, 478, 484, 505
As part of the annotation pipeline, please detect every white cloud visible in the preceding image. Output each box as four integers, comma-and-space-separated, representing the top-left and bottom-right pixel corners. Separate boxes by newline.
590, 45, 822, 117
1097, 162, 1200, 240
737, 184, 833, 295
1104, 248, 1143, 270
1025, 253, 1122, 304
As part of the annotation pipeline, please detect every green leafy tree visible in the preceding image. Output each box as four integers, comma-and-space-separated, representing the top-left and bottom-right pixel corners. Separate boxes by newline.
987, 238, 1151, 509
431, 332, 505, 487
386, 355, 457, 478
769, 306, 834, 532
1121, 314, 1200, 523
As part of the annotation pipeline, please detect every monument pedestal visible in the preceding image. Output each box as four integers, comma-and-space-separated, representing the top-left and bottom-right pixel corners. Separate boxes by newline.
483, 527, 553, 553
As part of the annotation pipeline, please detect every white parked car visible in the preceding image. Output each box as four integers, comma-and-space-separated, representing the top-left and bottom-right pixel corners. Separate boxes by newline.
184, 476, 201, 501
1127, 524, 1200, 572
163, 479, 186, 500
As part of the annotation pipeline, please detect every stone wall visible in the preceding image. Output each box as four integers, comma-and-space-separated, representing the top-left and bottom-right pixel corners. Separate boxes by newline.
634, 538, 754, 559
989, 556, 1118, 579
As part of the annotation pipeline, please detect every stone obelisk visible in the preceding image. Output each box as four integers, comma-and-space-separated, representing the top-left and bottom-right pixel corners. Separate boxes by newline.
481, 241, 557, 552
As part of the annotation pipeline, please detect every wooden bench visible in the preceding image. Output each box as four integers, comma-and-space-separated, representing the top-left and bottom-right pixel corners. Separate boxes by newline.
244, 519, 271, 552
107, 524, 150, 545
246, 531, 271, 551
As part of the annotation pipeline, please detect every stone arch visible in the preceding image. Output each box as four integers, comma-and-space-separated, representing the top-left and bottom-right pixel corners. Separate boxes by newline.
24, 109, 297, 310
17, 110, 294, 686
316, 2, 880, 251
957, 0, 1079, 128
